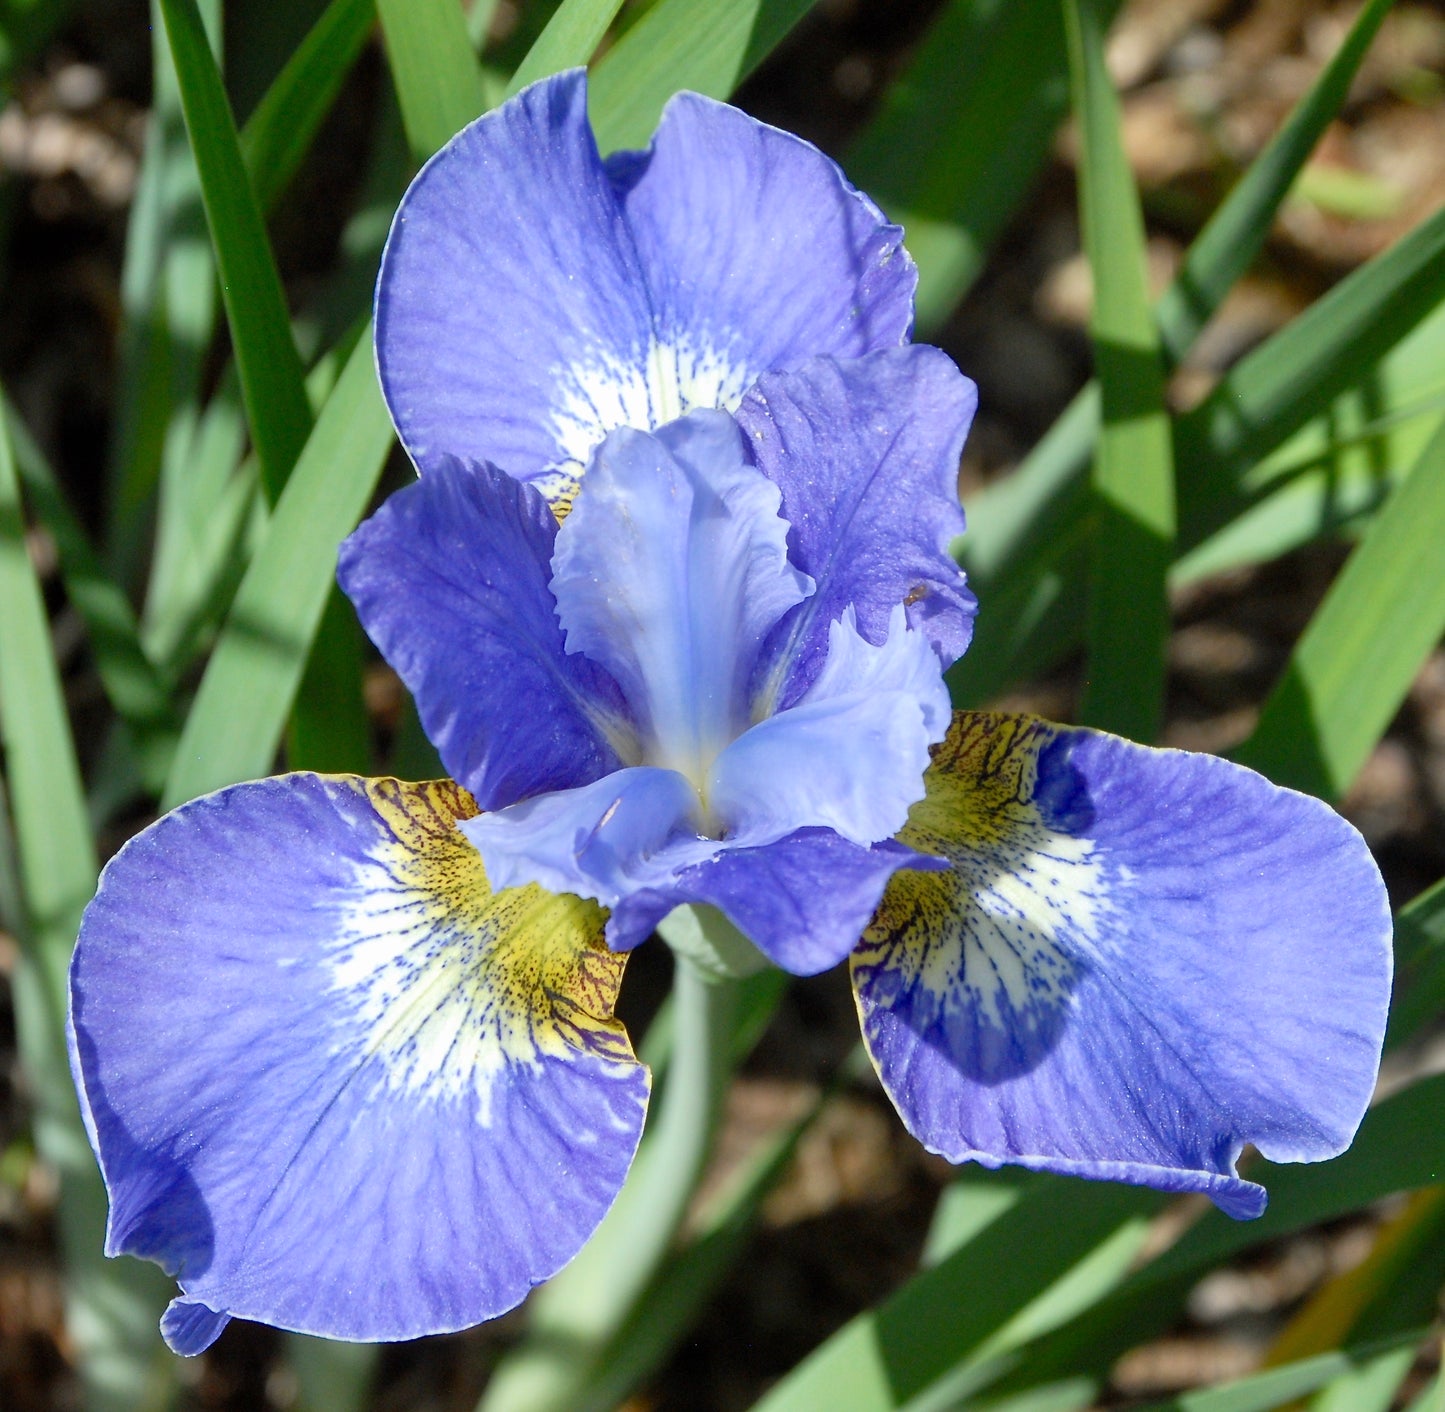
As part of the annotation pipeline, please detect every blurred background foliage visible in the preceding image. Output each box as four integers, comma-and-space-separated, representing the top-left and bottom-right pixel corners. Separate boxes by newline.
0, 0, 1443, 1409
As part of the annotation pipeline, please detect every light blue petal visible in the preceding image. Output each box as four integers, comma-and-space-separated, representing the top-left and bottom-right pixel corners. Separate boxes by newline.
610, 90, 915, 392
69, 776, 648, 1345
375, 70, 655, 499
851, 713, 1392, 1219
376, 73, 916, 503
551, 411, 812, 785
709, 606, 949, 848
461, 766, 720, 907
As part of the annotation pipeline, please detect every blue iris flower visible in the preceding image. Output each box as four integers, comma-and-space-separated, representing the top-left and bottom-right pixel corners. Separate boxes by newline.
67, 71, 1392, 1356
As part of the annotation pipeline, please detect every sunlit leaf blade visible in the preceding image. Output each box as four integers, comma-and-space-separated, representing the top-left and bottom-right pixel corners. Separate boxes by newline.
982, 1074, 1445, 1406
506, 0, 626, 97
956, 198, 1445, 707
0, 400, 176, 1408
1062, 0, 1174, 742
588, 0, 817, 153
376, 0, 487, 161
107, 0, 221, 585
847, 0, 1122, 331
2, 391, 171, 730
1306, 1345, 1419, 1412
240, 0, 377, 214
750, 1175, 1159, 1412
1154, 0, 1396, 364
1125, 1333, 1425, 1412
959, 0, 1404, 648
156, 0, 313, 505
1232, 414, 1445, 797
162, 332, 392, 808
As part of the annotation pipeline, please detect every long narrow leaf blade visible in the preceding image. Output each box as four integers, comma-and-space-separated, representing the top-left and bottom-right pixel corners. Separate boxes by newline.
162, 332, 392, 807
1063, 0, 1175, 741
506, 0, 626, 98
240, 0, 377, 214
963, 0, 1400, 588
847, 0, 1123, 331
1233, 413, 1445, 796
157, 0, 313, 504
376, 0, 487, 160
588, 0, 817, 153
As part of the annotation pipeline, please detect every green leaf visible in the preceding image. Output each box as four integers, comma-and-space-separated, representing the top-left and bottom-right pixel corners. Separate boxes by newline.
157, 0, 313, 505
957, 197, 1445, 707
957, 0, 1404, 702
1386, 875, 1445, 1048
376, 0, 488, 161
506, 0, 626, 97
162, 331, 393, 808
1308, 1345, 1418, 1412
753, 1070, 1445, 1412
3, 391, 172, 730
286, 584, 373, 774
750, 1176, 1160, 1412
1233, 412, 1445, 796
1127, 1334, 1424, 1412
240, 0, 377, 214
847, 0, 1124, 332
1063, 0, 1174, 742
1154, 0, 1396, 364
0, 398, 176, 1409
588, 0, 817, 153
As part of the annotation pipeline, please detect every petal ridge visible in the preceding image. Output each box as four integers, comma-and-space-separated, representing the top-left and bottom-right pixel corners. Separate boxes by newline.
851, 712, 1391, 1219
70, 773, 649, 1344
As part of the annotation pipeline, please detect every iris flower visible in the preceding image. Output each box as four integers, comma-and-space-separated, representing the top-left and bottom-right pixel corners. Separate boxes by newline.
68, 72, 1392, 1355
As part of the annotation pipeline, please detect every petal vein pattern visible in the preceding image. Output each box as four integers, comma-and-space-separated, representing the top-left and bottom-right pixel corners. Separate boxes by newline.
330, 779, 637, 1113
374, 70, 916, 498
69, 774, 649, 1349
852, 712, 1392, 1219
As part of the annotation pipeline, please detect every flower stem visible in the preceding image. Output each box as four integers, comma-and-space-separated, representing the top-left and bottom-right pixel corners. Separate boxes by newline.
478, 943, 738, 1412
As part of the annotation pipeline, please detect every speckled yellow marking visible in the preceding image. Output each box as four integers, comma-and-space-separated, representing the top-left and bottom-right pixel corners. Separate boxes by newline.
330, 778, 636, 1118
852, 712, 1109, 1040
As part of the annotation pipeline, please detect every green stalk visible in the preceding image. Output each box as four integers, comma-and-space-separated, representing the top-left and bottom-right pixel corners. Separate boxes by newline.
479, 944, 738, 1412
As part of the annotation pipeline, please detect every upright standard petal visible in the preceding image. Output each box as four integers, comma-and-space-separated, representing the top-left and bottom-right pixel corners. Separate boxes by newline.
550, 412, 811, 786
709, 606, 950, 849
69, 775, 649, 1349
375, 70, 655, 498
738, 348, 979, 709
851, 713, 1391, 1219
375, 72, 921, 500
610, 91, 916, 403
339, 456, 629, 811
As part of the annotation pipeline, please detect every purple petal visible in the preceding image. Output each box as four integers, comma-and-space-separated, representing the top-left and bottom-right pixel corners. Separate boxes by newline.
709, 606, 949, 848
461, 766, 719, 906
738, 348, 978, 708
551, 412, 811, 782
610, 90, 916, 388
375, 72, 922, 501
609, 831, 941, 974
338, 456, 628, 810
851, 713, 1392, 1219
374, 70, 655, 497
69, 775, 649, 1347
